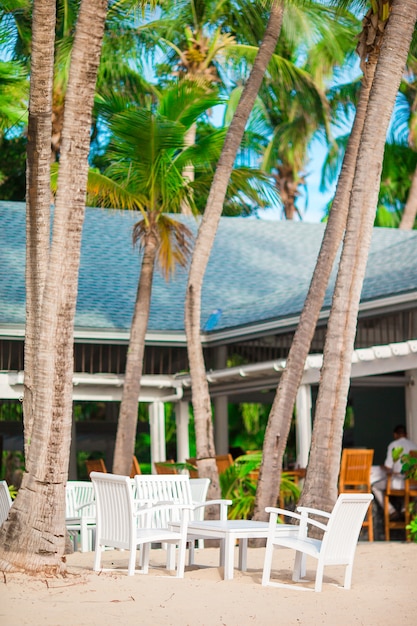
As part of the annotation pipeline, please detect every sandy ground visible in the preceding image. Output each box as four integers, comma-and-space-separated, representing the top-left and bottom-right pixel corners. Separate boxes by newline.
1, 541, 416, 626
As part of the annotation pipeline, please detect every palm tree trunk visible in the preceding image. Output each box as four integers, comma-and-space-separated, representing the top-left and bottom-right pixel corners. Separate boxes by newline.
113, 230, 158, 476
24, 0, 56, 458
399, 164, 417, 229
299, 0, 417, 514
253, 54, 378, 521
0, 0, 108, 574
185, 0, 284, 497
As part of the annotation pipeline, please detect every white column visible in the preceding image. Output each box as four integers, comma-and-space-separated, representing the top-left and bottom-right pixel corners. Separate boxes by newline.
295, 384, 312, 468
149, 401, 166, 470
405, 369, 417, 443
175, 400, 190, 462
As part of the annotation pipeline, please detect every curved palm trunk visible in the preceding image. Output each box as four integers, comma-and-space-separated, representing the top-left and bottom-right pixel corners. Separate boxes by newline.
23, 0, 56, 458
181, 123, 196, 215
0, 0, 107, 574
253, 56, 378, 522
399, 164, 417, 229
299, 0, 417, 514
185, 0, 284, 498
113, 230, 158, 476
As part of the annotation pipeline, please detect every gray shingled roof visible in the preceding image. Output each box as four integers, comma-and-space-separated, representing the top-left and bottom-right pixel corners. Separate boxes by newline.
1, 200, 417, 335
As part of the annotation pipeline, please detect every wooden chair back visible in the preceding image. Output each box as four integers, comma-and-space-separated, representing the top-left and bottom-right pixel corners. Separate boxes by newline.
186, 454, 234, 477
338, 449, 374, 491
154, 460, 178, 475
338, 449, 374, 541
130, 455, 141, 478
85, 458, 107, 475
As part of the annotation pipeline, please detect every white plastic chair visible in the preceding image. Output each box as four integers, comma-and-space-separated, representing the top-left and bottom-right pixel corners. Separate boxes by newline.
262, 493, 374, 592
0, 480, 12, 526
91, 472, 191, 577
65, 481, 96, 552
189, 478, 210, 548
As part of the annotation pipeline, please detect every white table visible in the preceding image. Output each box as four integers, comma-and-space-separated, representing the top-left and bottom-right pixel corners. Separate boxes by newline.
169, 519, 299, 580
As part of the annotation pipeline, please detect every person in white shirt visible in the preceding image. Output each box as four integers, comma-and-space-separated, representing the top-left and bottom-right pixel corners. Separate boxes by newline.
372, 424, 417, 519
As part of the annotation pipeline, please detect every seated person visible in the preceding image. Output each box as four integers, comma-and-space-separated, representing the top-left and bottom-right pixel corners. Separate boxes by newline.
372, 424, 417, 520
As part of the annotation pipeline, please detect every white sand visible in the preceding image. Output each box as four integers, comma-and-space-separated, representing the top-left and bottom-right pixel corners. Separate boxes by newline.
1, 541, 416, 625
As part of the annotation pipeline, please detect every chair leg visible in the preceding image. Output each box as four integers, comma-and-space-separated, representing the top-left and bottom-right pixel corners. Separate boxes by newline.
188, 540, 195, 566
141, 542, 150, 574
128, 546, 137, 576
166, 544, 176, 570
292, 550, 305, 582
176, 539, 187, 578
261, 540, 273, 586
366, 506, 374, 542
93, 543, 102, 572
384, 495, 390, 541
314, 562, 324, 593
343, 562, 353, 590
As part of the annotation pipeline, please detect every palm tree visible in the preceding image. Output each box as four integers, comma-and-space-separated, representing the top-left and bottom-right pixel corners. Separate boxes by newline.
255, 1, 359, 219
86, 83, 224, 476
253, 0, 393, 521
185, 0, 285, 498
0, 0, 108, 574
298, 0, 417, 514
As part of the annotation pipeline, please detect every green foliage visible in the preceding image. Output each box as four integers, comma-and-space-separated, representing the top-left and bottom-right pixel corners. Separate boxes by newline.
400, 451, 417, 542
8, 484, 18, 500
400, 452, 417, 479
406, 517, 417, 542
219, 453, 300, 520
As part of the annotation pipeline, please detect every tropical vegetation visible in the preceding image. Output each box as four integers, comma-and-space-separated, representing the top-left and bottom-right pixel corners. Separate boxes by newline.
1, 0, 417, 574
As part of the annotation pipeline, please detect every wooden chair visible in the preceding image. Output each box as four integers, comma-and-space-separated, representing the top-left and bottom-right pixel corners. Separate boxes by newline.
384, 450, 417, 541
154, 460, 178, 475
130, 455, 141, 478
338, 449, 374, 541
186, 454, 234, 477
262, 493, 374, 592
85, 458, 107, 475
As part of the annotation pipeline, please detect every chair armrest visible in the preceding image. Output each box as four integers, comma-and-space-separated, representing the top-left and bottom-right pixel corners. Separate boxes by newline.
76, 500, 95, 513
265, 506, 303, 522
265, 506, 328, 535
296, 505, 332, 519
193, 499, 232, 521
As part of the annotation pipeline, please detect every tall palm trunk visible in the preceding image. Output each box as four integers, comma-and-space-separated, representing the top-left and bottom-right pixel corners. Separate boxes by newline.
399, 164, 417, 229
299, 0, 417, 514
253, 54, 378, 521
0, 0, 107, 574
23, 0, 56, 458
185, 0, 284, 497
252, 0, 392, 522
113, 229, 158, 476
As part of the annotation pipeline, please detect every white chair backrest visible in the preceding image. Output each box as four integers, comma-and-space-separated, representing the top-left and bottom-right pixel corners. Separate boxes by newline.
0, 480, 12, 525
134, 474, 192, 527
134, 474, 192, 504
67, 481, 96, 517
320, 493, 373, 561
91, 472, 135, 549
189, 478, 210, 504
65, 483, 78, 518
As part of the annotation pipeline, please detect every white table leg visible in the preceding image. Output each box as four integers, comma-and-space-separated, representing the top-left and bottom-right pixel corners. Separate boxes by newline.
238, 538, 248, 571
223, 533, 235, 580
